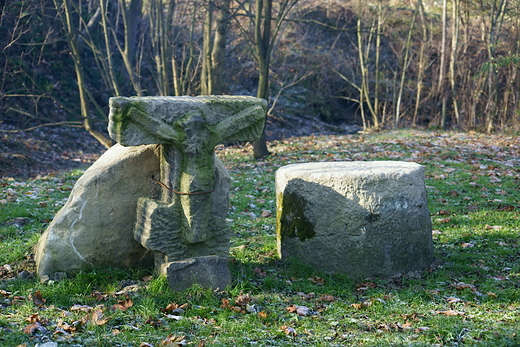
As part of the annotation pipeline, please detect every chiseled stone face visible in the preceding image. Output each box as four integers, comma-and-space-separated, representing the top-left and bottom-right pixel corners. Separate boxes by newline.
276, 161, 433, 278
108, 95, 267, 147
107, 96, 267, 265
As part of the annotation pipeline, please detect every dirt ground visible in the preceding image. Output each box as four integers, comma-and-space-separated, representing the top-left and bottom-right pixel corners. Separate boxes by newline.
0, 115, 359, 179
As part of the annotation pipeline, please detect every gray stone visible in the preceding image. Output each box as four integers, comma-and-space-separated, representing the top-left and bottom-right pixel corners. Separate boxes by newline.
35, 144, 160, 276
276, 161, 433, 278
164, 255, 231, 292
36, 95, 266, 292
108, 96, 266, 284
35, 143, 230, 276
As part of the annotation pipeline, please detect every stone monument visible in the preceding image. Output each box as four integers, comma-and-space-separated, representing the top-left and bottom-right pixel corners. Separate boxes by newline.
36, 95, 267, 291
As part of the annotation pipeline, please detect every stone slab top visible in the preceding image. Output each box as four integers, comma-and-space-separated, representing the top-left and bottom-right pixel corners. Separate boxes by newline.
108, 95, 267, 147
278, 161, 422, 174
276, 161, 424, 183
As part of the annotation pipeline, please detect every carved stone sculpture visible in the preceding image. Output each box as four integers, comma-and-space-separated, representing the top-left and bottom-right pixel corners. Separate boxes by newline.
108, 96, 267, 287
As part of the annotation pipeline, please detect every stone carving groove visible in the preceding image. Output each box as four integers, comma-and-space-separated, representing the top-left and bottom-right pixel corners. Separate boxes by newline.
108, 96, 267, 285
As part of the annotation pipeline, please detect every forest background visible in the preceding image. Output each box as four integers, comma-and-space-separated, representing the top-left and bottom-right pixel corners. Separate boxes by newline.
1, 0, 519, 157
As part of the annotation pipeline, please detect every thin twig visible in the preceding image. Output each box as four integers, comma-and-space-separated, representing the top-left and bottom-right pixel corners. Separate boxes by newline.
0, 121, 83, 133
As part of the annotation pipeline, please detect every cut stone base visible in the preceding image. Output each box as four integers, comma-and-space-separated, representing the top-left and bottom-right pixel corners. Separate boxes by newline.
276, 161, 433, 278
162, 256, 231, 292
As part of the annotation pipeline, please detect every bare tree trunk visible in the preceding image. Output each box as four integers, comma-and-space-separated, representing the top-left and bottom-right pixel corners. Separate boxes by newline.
373, 0, 384, 127
413, 0, 428, 126
252, 0, 271, 158
201, 0, 214, 95
53, 0, 113, 149
118, 0, 143, 96
485, 0, 508, 133
356, 12, 368, 130
439, 0, 447, 128
449, 0, 460, 125
174, 6, 198, 96
41, 0, 60, 49
100, 0, 122, 96
354, 0, 381, 130
149, 0, 174, 96
395, 1, 418, 128
211, 0, 231, 94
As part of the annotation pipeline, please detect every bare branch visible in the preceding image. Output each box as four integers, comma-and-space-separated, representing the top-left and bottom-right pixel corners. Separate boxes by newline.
0, 121, 83, 133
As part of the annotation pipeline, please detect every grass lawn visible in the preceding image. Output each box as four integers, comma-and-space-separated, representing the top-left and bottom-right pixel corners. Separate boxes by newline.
1, 129, 519, 346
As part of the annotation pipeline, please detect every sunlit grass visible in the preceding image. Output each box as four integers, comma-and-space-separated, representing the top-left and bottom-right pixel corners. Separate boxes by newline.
1, 130, 519, 346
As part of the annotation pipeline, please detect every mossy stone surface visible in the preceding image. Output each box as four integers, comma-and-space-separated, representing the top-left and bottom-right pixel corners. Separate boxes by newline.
276, 161, 433, 278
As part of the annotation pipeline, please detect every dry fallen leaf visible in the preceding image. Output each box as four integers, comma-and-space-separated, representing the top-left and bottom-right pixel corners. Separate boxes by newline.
0, 289, 12, 297
87, 309, 108, 326
492, 276, 509, 281
160, 302, 189, 314
356, 282, 376, 291
221, 298, 230, 308
435, 310, 465, 316
221, 298, 243, 313
351, 301, 372, 309
318, 295, 337, 302
25, 313, 41, 323
23, 322, 46, 335
258, 311, 268, 319
160, 334, 186, 346
454, 282, 471, 289
145, 317, 162, 327
29, 291, 46, 307
90, 291, 109, 301
259, 209, 272, 218
298, 292, 315, 300
416, 326, 430, 332
487, 292, 497, 298
57, 318, 77, 334
253, 268, 267, 277
445, 296, 464, 304
235, 294, 252, 306
281, 325, 297, 336
142, 275, 154, 283
286, 304, 311, 316
70, 304, 94, 313
308, 276, 325, 285
112, 296, 133, 311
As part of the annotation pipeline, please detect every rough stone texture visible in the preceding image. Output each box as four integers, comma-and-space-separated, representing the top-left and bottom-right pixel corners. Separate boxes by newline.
276, 161, 433, 278
108, 96, 266, 289
135, 156, 232, 264
35, 144, 230, 276
165, 256, 231, 292
35, 144, 160, 276
36, 95, 266, 291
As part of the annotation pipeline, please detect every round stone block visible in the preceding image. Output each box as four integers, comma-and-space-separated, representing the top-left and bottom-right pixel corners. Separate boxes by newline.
276, 161, 433, 278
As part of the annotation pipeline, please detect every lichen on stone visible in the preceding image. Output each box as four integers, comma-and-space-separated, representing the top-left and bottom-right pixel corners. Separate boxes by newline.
279, 190, 315, 242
